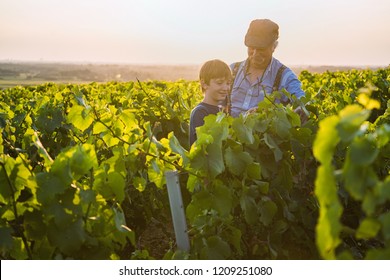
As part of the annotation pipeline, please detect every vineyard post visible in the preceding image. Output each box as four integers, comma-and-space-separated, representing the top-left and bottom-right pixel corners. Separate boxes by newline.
165, 170, 190, 252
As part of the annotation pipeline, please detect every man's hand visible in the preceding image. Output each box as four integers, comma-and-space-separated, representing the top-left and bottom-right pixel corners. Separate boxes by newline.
246, 107, 258, 115
294, 106, 309, 124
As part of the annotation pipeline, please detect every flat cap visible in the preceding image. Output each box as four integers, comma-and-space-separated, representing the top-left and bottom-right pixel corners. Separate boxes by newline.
245, 19, 279, 48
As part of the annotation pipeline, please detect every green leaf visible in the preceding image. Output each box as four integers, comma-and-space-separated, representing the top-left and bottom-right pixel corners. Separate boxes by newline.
79, 188, 96, 204
240, 195, 258, 224
356, 218, 381, 239
365, 248, 390, 260
336, 105, 370, 142
0, 157, 32, 200
93, 169, 114, 200
188, 139, 209, 173
49, 144, 98, 185
186, 190, 213, 222
133, 176, 147, 192
259, 199, 277, 226
379, 212, 390, 241
349, 137, 378, 166
362, 191, 377, 216
108, 172, 126, 203
255, 181, 269, 194
0, 162, 13, 200
47, 218, 86, 255
102, 132, 120, 147
273, 110, 292, 139
168, 132, 188, 165
224, 146, 253, 176
376, 178, 390, 203
226, 226, 242, 254
0, 226, 13, 251
31, 131, 53, 166
119, 109, 138, 133
198, 113, 229, 143
212, 182, 233, 217
232, 116, 255, 144
104, 147, 126, 174
272, 219, 289, 234
313, 116, 340, 164
200, 235, 231, 259
50, 153, 72, 186
113, 206, 133, 234
10, 238, 28, 259
148, 158, 166, 188
67, 104, 94, 132
206, 142, 225, 178
36, 172, 66, 204
24, 209, 47, 240
315, 165, 343, 259
93, 121, 107, 134
263, 133, 283, 162
356, 93, 380, 110
69, 144, 98, 179
194, 114, 228, 178
49, 203, 74, 229
286, 106, 301, 127
343, 160, 377, 200
247, 162, 262, 179
375, 124, 390, 148
36, 106, 64, 133
74, 91, 89, 108
186, 174, 201, 193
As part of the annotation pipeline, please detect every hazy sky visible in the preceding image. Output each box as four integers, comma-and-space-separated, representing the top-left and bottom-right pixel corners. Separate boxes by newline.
0, 0, 389, 66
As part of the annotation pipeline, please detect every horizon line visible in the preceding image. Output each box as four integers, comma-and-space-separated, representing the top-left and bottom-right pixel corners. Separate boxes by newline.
0, 59, 388, 68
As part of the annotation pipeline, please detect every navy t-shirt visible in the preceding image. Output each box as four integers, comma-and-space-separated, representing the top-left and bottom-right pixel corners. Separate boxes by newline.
189, 102, 220, 146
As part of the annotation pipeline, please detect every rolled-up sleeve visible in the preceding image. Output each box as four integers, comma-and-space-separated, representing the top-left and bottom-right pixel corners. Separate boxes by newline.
282, 70, 305, 99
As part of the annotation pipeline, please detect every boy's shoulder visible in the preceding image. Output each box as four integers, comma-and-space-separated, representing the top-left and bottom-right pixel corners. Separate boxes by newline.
230, 61, 244, 70
191, 102, 220, 115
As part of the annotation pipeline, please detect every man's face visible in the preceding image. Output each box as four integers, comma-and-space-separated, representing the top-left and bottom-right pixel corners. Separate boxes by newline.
247, 42, 275, 69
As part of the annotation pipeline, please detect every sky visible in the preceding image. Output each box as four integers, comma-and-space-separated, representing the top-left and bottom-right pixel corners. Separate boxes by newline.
0, 0, 389, 66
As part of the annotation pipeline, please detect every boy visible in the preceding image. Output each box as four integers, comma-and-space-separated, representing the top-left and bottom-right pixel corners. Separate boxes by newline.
189, 59, 232, 146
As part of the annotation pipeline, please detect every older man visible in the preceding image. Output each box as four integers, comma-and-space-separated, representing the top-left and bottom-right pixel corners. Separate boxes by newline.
229, 19, 305, 117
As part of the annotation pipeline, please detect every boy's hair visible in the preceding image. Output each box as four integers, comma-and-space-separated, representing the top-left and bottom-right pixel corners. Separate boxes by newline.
199, 59, 232, 87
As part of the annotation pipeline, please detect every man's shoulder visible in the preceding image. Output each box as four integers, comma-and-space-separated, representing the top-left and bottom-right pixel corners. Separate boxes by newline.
271, 58, 294, 74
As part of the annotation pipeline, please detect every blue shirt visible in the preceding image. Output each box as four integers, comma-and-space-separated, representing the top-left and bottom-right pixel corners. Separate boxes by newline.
230, 57, 305, 117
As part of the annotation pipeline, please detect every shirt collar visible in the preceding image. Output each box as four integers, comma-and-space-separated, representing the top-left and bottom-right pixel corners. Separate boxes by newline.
243, 57, 275, 83
244, 57, 275, 75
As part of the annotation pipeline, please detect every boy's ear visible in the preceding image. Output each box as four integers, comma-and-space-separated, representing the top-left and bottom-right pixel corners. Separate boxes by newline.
200, 79, 208, 90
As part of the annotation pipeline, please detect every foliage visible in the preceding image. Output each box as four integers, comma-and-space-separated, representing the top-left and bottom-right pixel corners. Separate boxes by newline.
0, 66, 389, 259
313, 90, 390, 259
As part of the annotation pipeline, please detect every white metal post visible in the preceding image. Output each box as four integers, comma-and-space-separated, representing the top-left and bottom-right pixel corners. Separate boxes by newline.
165, 170, 190, 252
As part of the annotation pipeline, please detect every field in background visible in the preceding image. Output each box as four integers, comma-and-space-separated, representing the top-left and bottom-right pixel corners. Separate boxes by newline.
0, 62, 199, 88
0, 61, 384, 88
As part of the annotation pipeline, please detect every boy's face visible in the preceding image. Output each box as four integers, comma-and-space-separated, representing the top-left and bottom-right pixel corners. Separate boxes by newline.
201, 77, 231, 105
